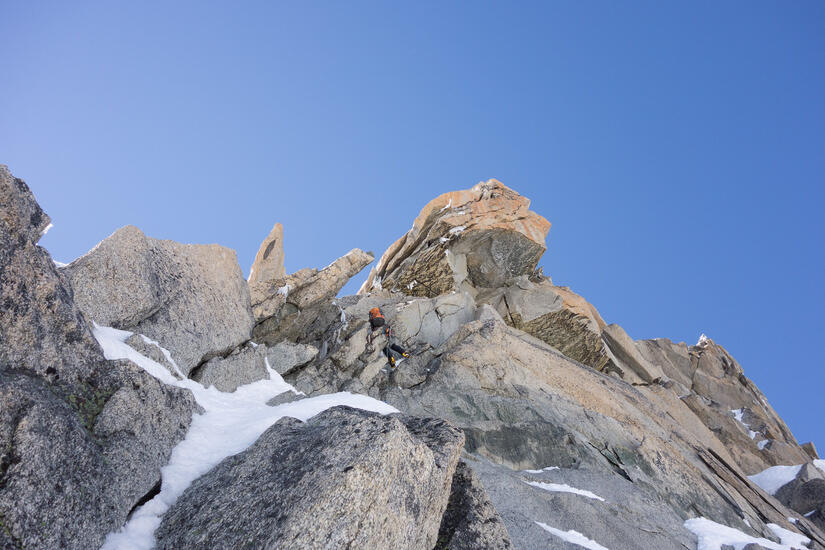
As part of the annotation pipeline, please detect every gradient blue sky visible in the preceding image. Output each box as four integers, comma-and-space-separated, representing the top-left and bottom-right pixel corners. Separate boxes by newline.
2, 2, 824, 448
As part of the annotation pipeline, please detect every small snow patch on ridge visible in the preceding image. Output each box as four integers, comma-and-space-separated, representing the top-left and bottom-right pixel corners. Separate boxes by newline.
697, 333, 711, 346
523, 466, 560, 474
524, 480, 605, 502
535, 522, 610, 550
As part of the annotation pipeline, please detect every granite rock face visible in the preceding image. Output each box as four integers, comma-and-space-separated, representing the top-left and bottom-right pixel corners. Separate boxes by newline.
190, 342, 269, 392
155, 407, 465, 550
476, 277, 612, 372
359, 179, 550, 297
638, 335, 811, 475
63, 225, 255, 375
251, 248, 374, 345
0, 165, 106, 385
247, 222, 285, 286
0, 166, 195, 550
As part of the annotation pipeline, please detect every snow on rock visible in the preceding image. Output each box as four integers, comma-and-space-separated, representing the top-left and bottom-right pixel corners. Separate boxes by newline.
731, 408, 759, 439
684, 517, 810, 550
93, 324, 398, 550
535, 522, 610, 550
448, 225, 466, 234
524, 480, 606, 502
522, 466, 560, 474
40, 222, 53, 237
815, 459, 825, 475
748, 464, 804, 495
697, 333, 711, 346
767, 523, 811, 549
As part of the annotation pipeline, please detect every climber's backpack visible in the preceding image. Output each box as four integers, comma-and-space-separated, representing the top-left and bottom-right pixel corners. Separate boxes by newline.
369, 307, 385, 330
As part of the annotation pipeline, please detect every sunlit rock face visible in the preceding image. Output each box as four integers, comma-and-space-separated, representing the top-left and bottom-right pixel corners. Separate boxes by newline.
359, 179, 551, 297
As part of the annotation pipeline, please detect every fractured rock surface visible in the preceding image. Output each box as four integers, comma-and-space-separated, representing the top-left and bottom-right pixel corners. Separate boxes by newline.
359, 179, 550, 297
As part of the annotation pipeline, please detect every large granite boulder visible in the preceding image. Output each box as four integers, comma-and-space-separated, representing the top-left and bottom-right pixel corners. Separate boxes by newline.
0, 166, 196, 549
247, 222, 285, 286
155, 407, 465, 550
190, 340, 318, 392
358, 179, 551, 297
251, 248, 374, 345
63, 225, 255, 375
190, 342, 269, 392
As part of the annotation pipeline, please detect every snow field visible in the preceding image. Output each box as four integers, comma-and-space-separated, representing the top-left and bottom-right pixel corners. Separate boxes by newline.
93, 324, 398, 550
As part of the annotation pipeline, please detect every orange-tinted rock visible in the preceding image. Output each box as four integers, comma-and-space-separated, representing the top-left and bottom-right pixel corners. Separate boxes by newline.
249, 223, 286, 286
359, 179, 550, 297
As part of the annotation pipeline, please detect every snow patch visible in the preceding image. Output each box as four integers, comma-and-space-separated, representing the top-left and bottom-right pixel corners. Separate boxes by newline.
684, 517, 809, 550
523, 466, 560, 474
730, 409, 759, 440
697, 333, 711, 346
448, 225, 466, 235
93, 324, 398, 550
407, 280, 417, 291
814, 459, 825, 476
525, 480, 605, 502
40, 222, 53, 237
440, 198, 452, 212
53, 259, 68, 268
535, 522, 610, 550
277, 284, 290, 298
748, 464, 803, 495
758, 439, 770, 450
767, 523, 811, 549
439, 236, 449, 243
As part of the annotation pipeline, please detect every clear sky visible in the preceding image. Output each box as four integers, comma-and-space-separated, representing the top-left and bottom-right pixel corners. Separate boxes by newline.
2, 2, 823, 448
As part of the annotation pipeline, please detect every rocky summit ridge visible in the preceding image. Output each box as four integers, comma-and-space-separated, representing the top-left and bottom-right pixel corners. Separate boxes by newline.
1, 165, 823, 550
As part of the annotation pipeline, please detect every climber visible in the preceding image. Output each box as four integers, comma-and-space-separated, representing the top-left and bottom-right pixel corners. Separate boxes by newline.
367, 307, 409, 368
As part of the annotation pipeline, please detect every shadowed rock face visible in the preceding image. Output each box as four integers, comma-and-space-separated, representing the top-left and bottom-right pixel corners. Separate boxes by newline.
155, 407, 466, 550
63, 225, 255, 375
0, 166, 196, 550
251, 248, 374, 346
359, 179, 550, 297
435, 460, 514, 550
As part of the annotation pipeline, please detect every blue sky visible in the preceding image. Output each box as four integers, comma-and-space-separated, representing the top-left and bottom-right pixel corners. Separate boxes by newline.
2, 2, 823, 448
